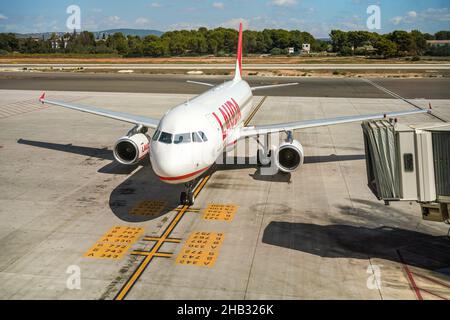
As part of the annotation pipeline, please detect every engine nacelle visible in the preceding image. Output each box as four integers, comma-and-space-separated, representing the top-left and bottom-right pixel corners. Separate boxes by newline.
113, 133, 150, 165
275, 140, 304, 173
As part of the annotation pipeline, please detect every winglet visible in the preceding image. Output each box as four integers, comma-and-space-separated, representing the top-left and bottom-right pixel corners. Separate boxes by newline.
39, 92, 45, 103
234, 22, 243, 81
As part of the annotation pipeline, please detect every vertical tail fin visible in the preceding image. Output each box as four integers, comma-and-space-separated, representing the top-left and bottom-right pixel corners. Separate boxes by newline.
234, 22, 243, 81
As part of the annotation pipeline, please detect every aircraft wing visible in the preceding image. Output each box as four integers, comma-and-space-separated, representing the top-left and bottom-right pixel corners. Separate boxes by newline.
39, 93, 160, 129
239, 108, 430, 138
251, 82, 299, 91
186, 80, 215, 87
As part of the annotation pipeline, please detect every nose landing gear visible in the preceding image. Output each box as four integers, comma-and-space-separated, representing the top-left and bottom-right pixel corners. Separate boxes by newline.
180, 181, 195, 206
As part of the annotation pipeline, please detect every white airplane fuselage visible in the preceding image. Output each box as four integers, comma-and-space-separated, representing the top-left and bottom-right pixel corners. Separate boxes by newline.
149, 78, 253, 184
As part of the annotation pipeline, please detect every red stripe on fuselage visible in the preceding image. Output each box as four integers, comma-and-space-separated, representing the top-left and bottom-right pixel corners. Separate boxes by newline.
219, 107, 229, 129
224, 103, 235, 127
212, 112, 226, 140
231, 98, 241, 119
224, 104, 233, 126
226, 101, 236, 126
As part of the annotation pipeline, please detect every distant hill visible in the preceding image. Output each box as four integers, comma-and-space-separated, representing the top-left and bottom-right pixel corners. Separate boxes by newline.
14, 29, 164, 40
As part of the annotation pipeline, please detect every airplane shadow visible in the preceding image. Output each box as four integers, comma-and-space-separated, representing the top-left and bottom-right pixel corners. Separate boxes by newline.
17, 139, 139, 175
17, 139, 366, 222
262, 221, 450, 273
108, 165, 184, 222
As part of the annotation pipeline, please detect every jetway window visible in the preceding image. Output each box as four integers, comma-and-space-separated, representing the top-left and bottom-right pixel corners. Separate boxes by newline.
403, 153, 414, 172
174, 133, 191, 144
159, 132, 173, 144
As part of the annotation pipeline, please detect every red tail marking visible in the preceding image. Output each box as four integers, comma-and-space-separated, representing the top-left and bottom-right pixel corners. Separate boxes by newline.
237, 22, 243, 75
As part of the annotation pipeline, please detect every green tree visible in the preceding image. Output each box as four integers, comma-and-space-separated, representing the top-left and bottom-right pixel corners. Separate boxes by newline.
106, 32, 128, 55
374, 37, 397, 58
330, 30, 349, 53
387, 31, 413, 56
410, 30, 427, 55
0, 33, 19, 52
435, 31, 450, 40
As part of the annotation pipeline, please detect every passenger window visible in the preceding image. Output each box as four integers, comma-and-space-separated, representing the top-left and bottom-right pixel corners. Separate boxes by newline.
174, 133, 191, 144
152, 130, 160, 141
159, 132, 173, 144
198, 131, 208, 142
192, 132, 202, 143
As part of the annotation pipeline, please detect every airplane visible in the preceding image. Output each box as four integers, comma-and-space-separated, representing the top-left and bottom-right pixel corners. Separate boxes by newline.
39, 23, 431, 206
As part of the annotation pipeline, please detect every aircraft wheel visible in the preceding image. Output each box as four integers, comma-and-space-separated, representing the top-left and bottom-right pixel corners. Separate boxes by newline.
188, 193, 195, 206
180, 192, 187, 205
180, 192, 195, 206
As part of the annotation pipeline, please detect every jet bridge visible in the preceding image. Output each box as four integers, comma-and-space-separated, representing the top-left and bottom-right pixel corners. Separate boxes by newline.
362, 120, 450, 223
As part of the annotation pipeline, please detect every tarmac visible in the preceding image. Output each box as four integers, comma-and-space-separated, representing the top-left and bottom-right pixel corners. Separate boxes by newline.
1, 72, 450, 99
0, 87, 449, 299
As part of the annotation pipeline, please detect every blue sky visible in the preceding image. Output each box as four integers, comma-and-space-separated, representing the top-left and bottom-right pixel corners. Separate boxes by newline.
0, 0, 449, 37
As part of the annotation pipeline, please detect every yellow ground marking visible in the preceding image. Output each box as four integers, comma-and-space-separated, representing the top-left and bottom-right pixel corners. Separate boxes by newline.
114, 174, 211, 300
131, 251, 173, 258
113, 97, 266, 299
203, 204, 238, 222
129, 200, 167, 217
142, 237, 181, 243
84, 243, 131, 260
176, 232, 225, 268
84, 226, 144, 260
175, 207, 201, 212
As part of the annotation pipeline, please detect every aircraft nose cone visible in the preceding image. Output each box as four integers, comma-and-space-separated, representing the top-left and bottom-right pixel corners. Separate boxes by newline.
150, 148, 174, 178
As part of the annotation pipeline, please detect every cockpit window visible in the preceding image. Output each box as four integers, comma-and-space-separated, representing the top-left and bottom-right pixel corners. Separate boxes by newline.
192, 132, 202, 143
159, 132, 173, 144
174, 133, 191, 144
152, 130, 161, 141
198, 131, 208, 142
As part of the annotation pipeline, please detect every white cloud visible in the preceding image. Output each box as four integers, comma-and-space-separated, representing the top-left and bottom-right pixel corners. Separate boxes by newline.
135, 17, 150, 27
390, 7, 450, 26
168, 22, 208, 30
149, 2, 162, 8
0, 14, 8, 20
339, 14, 365, 30
108, 16, 121, 23
212, 2, 224, 10
390, 16, 403, 25
270, 0, 297, 7
422, 7, 450, 22
220, 18, 249, 29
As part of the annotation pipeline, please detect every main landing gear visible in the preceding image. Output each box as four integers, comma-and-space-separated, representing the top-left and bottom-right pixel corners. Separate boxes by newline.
256, 133, 273, 167
180, 181, 195, 206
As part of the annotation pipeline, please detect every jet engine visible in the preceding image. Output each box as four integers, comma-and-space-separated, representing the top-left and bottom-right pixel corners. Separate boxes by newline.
113, 133, 150, 165
275, 140, 304, 173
